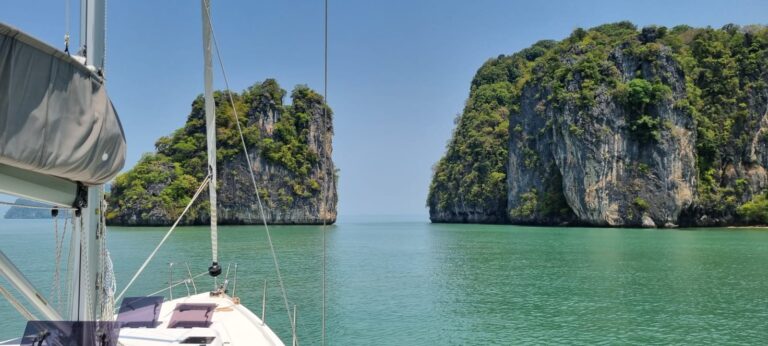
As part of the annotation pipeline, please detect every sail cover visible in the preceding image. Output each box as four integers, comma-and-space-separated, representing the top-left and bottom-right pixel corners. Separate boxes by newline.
0, 22, 125, 185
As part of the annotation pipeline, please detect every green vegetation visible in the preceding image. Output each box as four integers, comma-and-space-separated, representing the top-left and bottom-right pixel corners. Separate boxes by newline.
531, 22, 640, 110
616, 78, 671, 142
427, 41, 556, 218
108, 79, 329, 222
569, 124, 584, 136
659, 25, 768, 214
737, 193, 768, 224
511, 189, 538, 218
637, 163, 651, 176
633, 197, 650, 211
429, 21, 768, 224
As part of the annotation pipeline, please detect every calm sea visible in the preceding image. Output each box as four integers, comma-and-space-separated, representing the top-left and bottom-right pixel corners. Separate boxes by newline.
1, 216, 768, 344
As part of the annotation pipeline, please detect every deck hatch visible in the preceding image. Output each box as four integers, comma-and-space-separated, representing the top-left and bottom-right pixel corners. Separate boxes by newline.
117, 296, 163, 328
168, 303, 216, 328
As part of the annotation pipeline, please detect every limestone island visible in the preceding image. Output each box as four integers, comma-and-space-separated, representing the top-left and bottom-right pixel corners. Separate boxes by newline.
108, 79, 337, 226
429, 22, 768, 227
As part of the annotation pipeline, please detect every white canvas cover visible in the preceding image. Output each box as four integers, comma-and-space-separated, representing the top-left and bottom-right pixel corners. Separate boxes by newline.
0, 23, 125, 185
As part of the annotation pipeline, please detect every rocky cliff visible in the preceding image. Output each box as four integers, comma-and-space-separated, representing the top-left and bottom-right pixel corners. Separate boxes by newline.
107, 79, 337, 226
429, 22, 768, 227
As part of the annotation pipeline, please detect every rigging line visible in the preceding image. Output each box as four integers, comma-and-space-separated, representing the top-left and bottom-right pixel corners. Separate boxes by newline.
111, 270, 208, 315
77, 213, 90, 319
320, 219, 326, 345
64, 216, 75, 317
52, 213, 70, 312
52, 215, 58, 304
146, 271, 208, 298
202, 4, 296, 339
324, 0, 328, 103
58, 216, 69, 311
81, 215, 95, 320
99, 198, 117, 321
115, 174, 211, 302
0, 283, 36, 320
64, 0, 70, 52
52, 215, 65, 311
322, 1, 328, 345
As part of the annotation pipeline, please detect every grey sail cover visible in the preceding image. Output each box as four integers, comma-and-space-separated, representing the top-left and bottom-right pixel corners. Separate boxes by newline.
0, 22, 125, 185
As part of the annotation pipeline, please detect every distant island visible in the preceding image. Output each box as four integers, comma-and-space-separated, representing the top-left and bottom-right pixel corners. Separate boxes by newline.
107, 79, 337, 226
4, 198, 70, 219
429, 22, 768, 227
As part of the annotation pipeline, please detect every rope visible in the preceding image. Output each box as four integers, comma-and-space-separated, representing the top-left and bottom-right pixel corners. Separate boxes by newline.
78, 214, 92, 320
52, 215, 59, 305
322, 1, 328, 345
146, 270, 208, 297
64, 216, 75, 317
52, 214, 69, 311
99, 199, 116, 321
184, 263, 198, 294
100, 249, 116, 320
116, 174, 211, 302
322, 220, 327, 346
324, 0, 329, 105
202, 4, 296, 341
64, 0, 70, 53
0, 283, 36, 320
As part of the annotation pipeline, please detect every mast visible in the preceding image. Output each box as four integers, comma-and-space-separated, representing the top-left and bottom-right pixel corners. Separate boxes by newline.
81, 0, 106, 73
67, 186, 102, 321
202, 0, 221, 277
67, 0, 107, 321
0, 0, 121, 323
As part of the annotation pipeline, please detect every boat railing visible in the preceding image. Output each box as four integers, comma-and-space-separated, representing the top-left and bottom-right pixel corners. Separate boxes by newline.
261, 279, 268, 325
259, 278, 298, 345
184, 262, 198, 295
168, 262, 174, 300
154, 262, 249, 302
232, 264, 238, 299
221, 263, 233, 294
140, 263, 207, 299
128, 261, 263, 312
292, 304, 298, 346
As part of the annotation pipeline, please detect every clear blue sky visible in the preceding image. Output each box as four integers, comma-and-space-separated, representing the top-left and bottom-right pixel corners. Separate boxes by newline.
1, 0, 766, 217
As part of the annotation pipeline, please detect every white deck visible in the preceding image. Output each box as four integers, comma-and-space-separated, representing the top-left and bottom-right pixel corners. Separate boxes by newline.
118, 293, 285, 346
1, 293, 285, 346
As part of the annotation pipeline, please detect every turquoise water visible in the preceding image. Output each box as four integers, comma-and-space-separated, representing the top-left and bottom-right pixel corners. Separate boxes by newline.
2, 217, 768, 344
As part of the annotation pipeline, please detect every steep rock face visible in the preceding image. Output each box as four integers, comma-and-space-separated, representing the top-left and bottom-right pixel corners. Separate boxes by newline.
108, 79, 337, 226
430, 22, 768, 227
510, 45, 697, 226
217, 93, 337, 224
507, 83, 577, 225
676, 25, 768, 226
427, 41, 557, 223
